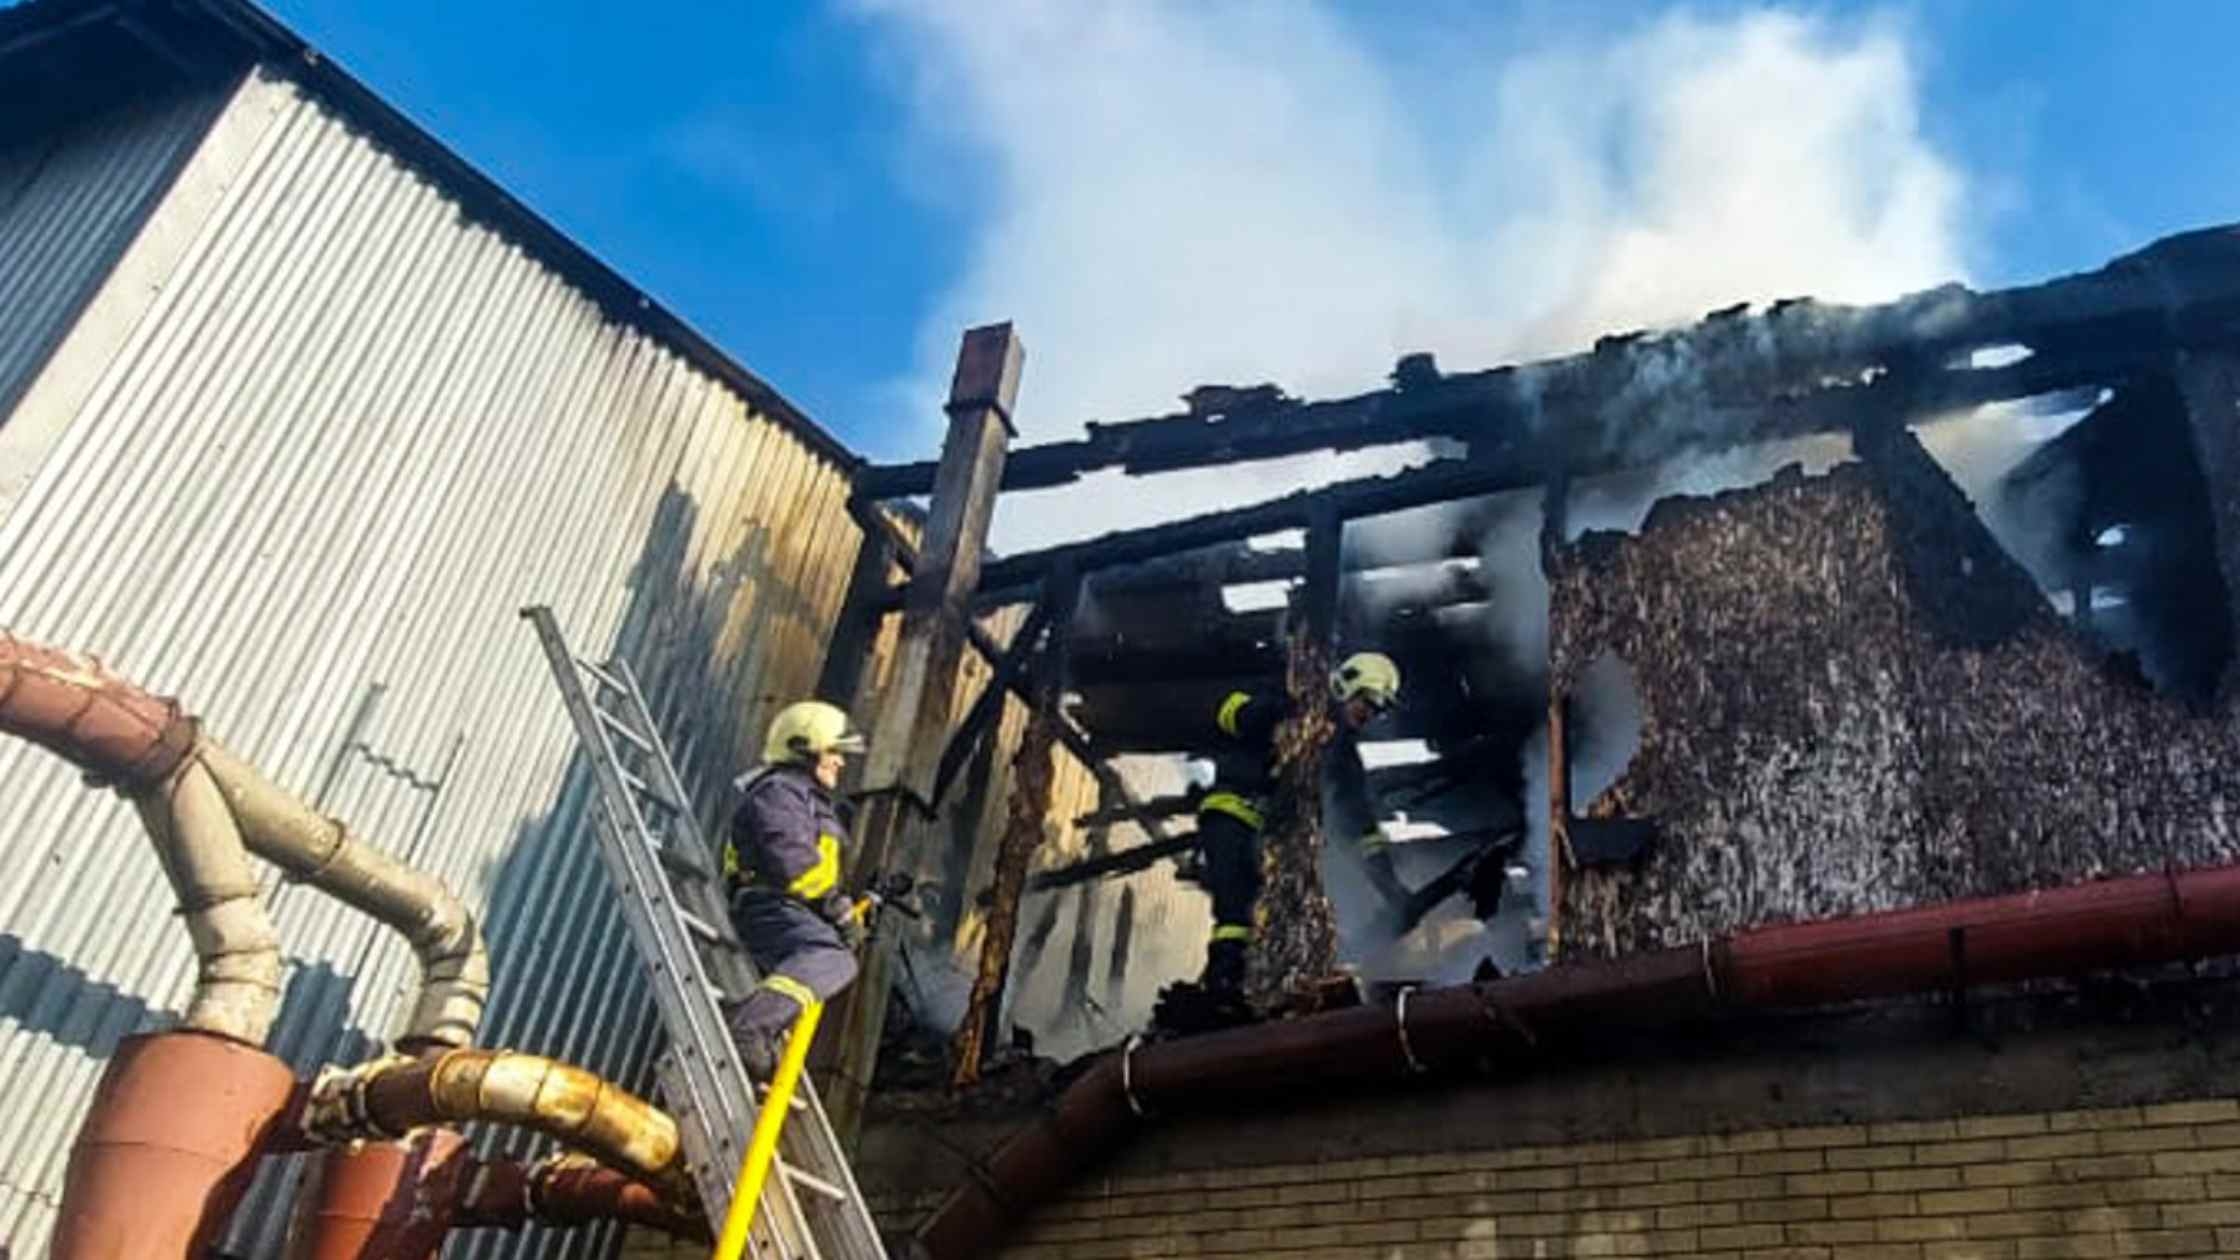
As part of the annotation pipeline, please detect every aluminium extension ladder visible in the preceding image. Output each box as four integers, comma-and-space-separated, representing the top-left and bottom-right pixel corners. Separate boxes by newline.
522, 606, 888, 1260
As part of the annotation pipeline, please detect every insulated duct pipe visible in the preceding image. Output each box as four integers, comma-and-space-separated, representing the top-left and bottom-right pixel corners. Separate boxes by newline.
916, 862, 2240, 1259
0, 635, 283, 1041
0, 631, 489, 1049
195, 739, 488, 1049
304, 1049, 690, 1199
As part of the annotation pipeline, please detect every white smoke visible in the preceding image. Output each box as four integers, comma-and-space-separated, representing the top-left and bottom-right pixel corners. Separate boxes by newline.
844, 0, 1986, 1015
851, 2, 1969, 551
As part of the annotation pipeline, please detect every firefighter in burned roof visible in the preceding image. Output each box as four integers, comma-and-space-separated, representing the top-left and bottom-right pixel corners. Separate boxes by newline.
1183, 651, 1410, 1017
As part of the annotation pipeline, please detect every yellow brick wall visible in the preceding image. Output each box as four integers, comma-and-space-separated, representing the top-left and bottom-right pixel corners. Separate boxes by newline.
870, 1098, 2240, 1260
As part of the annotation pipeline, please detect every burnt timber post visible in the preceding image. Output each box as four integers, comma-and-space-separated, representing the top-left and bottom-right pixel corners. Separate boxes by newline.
950, 562, 1081, 1085
825, 322, 1021, 1146
1248, 503, 1344, 1005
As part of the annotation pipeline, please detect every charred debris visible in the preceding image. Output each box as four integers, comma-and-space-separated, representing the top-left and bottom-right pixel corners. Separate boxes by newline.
842, 224, 2240, 1108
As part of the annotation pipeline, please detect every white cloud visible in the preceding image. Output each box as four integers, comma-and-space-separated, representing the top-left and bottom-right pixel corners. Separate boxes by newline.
855, 2, 1970, 551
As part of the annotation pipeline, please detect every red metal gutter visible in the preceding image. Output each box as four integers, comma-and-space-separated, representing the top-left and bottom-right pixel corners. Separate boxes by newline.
915, 862, 2240, 1259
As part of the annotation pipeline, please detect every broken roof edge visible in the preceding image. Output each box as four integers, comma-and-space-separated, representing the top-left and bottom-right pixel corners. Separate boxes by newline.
859, 222, 2240, 501
0, 0, 862, 473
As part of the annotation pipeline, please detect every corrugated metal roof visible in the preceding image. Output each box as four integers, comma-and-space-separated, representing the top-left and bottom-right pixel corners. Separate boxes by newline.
0, 0, 856, 473
0, 62, 869, 1258
0, 34, 228, 417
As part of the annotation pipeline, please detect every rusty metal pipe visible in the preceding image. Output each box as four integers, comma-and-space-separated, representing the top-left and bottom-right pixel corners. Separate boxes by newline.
916, 862, 2240, 1259
196, 738, 489, 1050
305, 1048, 687, 1198
454, 1153, 712, 1240
51, 1032, 299, 1259
291, 1129, 469, 1260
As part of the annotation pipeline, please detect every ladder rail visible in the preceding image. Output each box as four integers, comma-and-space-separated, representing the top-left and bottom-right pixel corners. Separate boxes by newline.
523, 610, 813, 1255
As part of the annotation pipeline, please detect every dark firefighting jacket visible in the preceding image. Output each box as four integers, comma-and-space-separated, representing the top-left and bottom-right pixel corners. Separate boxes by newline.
724, 763, 847, 903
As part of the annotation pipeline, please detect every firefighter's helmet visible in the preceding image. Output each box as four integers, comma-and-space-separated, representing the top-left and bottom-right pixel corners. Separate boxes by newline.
1330, 652, 1402, 710
763, 701, 867, 765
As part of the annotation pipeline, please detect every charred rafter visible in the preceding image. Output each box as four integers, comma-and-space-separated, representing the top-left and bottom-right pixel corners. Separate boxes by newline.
877, 342, 2155, 608
858, 224, 2240, 504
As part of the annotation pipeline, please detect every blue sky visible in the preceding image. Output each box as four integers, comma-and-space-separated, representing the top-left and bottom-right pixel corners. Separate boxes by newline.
257, 1, 2239, 478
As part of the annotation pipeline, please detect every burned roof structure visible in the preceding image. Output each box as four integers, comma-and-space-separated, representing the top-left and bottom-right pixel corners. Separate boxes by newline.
854, 225, 2240, 981
852, 224, 2240, 1260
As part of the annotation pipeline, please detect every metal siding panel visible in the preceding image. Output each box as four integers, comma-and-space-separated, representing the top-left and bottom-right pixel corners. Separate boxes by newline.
0, 78, 228, 418
0, 67, 868, 1259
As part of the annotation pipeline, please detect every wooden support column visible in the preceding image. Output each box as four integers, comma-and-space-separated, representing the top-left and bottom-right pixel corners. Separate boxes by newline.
823, 323, 1020, 1147
950, 563, 1081, 1086
1247, 504, 1344, 1006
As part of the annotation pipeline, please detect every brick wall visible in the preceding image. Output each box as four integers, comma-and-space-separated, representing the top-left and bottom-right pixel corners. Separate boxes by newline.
872, 1099, 2240, 1259
857, 982, 2240, 1260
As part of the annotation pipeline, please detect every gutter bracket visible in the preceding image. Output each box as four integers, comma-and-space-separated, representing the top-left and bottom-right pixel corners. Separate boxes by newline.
1120, 1035, 1150, 1118
1395, 986, 1428, 1075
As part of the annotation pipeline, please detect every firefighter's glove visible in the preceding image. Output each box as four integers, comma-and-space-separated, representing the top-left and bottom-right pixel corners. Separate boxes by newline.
822, 891, 867, 951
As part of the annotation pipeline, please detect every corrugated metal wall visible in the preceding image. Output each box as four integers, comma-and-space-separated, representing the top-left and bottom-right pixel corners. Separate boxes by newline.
0, 66, 229, 420
0, 64, 874, 1259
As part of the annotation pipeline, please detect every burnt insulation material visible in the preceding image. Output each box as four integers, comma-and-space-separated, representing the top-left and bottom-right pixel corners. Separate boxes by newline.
1548, 429, 2240, 960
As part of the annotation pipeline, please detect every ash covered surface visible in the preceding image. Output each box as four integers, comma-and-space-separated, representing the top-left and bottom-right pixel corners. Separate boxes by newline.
1549, 428, 2240, 959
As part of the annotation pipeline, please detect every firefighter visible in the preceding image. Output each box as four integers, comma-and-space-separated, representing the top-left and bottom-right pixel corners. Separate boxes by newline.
722, 700, 867, 1081
1196, 651, 1407, 1000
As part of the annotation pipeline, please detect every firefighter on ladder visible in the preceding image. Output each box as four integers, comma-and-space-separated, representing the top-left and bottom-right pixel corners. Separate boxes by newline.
1192, 651, 1408, 1009
722, 700, 868, 1081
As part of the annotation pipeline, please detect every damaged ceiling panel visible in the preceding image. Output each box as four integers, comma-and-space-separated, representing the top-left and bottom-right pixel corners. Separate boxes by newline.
1549, 420, 2240, 960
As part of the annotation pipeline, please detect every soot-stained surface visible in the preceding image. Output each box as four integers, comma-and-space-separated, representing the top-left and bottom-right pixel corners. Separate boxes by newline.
1548, 429, 2240, 960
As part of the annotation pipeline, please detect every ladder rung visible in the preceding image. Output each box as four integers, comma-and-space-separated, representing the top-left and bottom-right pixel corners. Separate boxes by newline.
780, 1160, 849, 1204
573, 655, 629, 695
596, 706, 656, 753
654, 841, 713, 882
619, 768, 683, 812
678, 907, 730, 946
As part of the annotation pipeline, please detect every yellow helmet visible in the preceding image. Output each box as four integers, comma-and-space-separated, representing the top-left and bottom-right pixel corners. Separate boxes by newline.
1330, 651, 1401, 710
762, 701, 867, 764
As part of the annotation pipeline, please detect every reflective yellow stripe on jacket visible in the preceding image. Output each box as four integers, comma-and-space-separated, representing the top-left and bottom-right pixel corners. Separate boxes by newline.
758, 973, 819, 1009
1200, 790, 1264, 831
1215, 690, 1252, 737
785, 834, 842, 900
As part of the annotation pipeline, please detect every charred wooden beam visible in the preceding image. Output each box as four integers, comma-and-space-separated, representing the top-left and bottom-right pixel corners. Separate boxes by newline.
928, 599, 1054, 811
860, 224, 2240, 502
815, 521, 896, 709
826, 322, 1018, 1147
859, 491, 1177, 846
975, 532, 1485, 611
953, 563, 1081, 1086
1029, 830, 1202, 892
880, 343, 2117, 611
